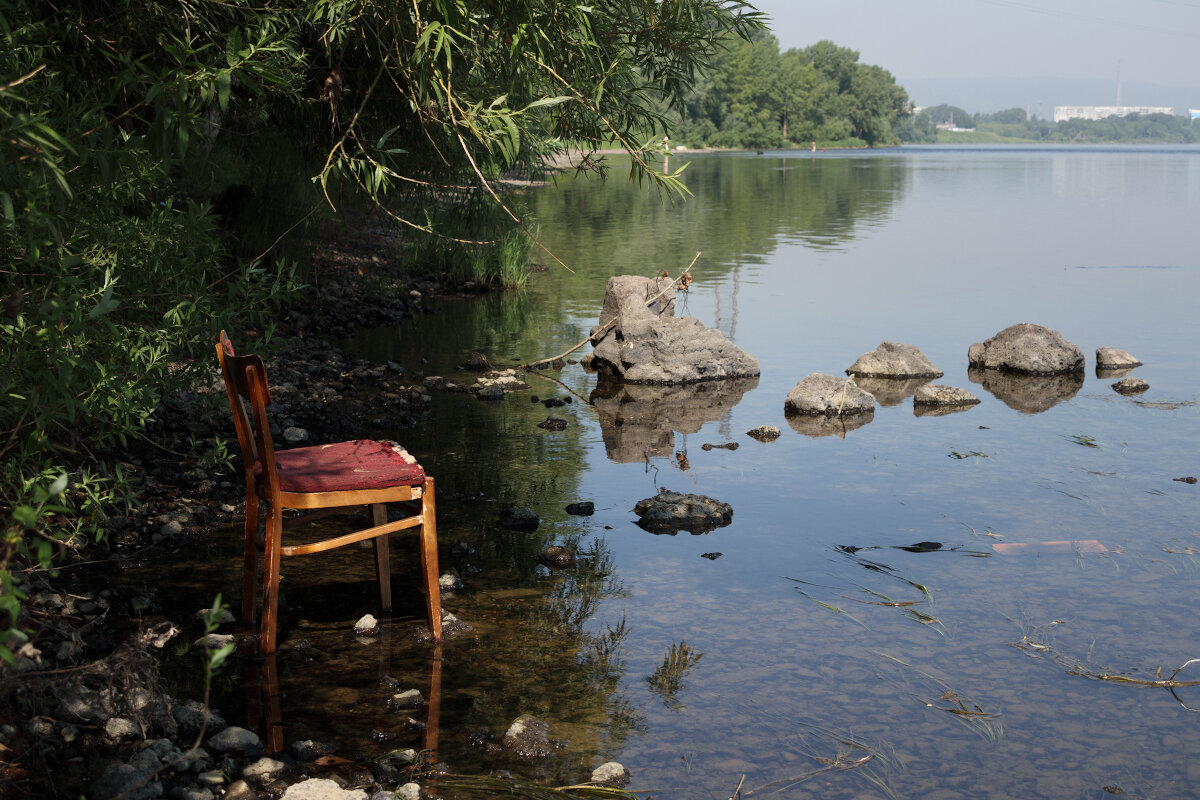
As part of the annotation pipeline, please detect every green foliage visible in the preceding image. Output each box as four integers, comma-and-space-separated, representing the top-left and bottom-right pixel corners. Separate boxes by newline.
922, 104, 976, 128
0, 0, 768, 656
672, 37, 911, 149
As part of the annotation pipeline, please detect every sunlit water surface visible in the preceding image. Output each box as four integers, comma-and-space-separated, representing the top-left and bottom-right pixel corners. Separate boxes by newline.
158, 147, 1200, 799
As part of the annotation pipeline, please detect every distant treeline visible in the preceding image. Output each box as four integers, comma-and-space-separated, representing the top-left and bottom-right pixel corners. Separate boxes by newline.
668, 33, 911, 149
670, 30, 1200, 149
912, 104, 1200, 144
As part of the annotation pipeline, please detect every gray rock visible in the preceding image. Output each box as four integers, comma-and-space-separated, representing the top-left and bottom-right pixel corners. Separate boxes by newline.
192, 633, 235, 651
396, 784, 422, 800
222, 780, 259, 800
173, 701, 225, 739
968, 323, 1084, 375
371, 793, 401, 800
1113, 377, 1149, 395
913, 384, 980, 407
290, 739, 336, 761
846, 341, 942, 378
388, 689, 425, 710
633, 489, 733, 534
746, 425, 781, 442
94, 760, 161, 800
590, 377, 758, 463
283, 426, 309, 442
591, 761, 632, 787
968, 366, 1083, 413
438, 572, 463, 592
159, 520, 184, 537
1096, 346, 1142, 370
243, 756, 287, 785
565, 501, 595, 516
499, 506, 539, 531
588, 275, 759, 384
785, 373, 875, 417
105, 717, 141, 742
282, 777, 369, 799
354, 614, 380, 635
170, 786, 215, 800
207, 726, 263, 757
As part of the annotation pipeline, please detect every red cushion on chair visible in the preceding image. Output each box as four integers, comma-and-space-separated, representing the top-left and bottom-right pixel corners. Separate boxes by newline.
256, 439, 426, 493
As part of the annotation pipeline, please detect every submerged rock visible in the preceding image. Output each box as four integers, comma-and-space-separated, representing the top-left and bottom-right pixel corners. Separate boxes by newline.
537, 546, 576, 568
585, 275, 759, 384
968, 323, 1084, 375
633, 489, 732, 534
502, 714, 563, 760
785, 373, 875, 417
846, 341, 942, 378
498, 506, 539, 531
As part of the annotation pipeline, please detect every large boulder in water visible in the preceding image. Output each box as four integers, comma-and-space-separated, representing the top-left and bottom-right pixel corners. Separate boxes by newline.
967, 323, 1083, 375
846, 341, 943, 378
585, 275, 759, 384
633, 489, 732, 534
785, 373, 875, 417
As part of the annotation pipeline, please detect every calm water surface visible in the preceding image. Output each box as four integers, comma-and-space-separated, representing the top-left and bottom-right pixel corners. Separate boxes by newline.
173, 147, 1200, 799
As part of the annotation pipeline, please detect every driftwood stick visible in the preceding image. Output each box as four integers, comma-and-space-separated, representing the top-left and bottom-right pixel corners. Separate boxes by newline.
519, 252, 701, 370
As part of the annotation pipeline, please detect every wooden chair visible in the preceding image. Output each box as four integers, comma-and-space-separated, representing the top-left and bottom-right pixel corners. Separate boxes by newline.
216, 331, 442, 653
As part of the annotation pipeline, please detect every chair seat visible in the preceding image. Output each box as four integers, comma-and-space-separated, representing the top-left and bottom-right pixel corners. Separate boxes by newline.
254, 439, 426, 494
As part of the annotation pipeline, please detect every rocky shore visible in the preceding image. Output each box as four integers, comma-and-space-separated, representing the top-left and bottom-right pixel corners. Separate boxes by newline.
0, 237, 467, 798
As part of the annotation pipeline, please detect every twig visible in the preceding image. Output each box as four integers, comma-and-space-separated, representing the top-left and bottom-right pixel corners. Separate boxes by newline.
518, 253, 700, 370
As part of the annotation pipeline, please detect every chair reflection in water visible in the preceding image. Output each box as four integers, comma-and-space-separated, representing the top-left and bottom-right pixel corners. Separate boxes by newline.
215, 331, 442, 654
247, 640, 444, 759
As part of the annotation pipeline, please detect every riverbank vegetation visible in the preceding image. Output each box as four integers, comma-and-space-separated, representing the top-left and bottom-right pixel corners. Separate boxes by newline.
0, 0, 765, 663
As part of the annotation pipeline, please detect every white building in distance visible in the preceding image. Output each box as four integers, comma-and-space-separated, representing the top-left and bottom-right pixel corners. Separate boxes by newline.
1054, 105, 1174, 122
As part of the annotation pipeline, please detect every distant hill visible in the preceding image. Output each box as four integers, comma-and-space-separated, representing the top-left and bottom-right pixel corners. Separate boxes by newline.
903, 76, 1200, 117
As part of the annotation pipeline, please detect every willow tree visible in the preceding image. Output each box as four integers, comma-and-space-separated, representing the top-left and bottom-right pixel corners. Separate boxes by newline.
0, 0, 764, 661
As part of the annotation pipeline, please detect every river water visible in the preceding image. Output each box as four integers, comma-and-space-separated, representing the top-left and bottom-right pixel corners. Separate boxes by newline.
182, 146, 1200, 799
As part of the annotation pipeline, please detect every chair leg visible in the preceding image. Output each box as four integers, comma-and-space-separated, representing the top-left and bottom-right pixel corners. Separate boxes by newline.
241, 490, 260, 624
420, 477, 443, 642
260, 507, 284, 654
371, 504, 392, 612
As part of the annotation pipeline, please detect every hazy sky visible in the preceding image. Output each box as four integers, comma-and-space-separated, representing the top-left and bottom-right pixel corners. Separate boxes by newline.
750, 0, 1200, 87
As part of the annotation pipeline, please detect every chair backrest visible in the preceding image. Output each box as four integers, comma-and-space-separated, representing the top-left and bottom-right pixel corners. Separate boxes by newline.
216, 331, 281, 494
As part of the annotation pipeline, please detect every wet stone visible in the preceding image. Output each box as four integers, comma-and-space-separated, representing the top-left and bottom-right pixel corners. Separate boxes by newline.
1113, 377, 1149, 395
389, 689, 425, 710
536, 416, 568, 431
565, 501, 595, 516
591, 761, 631, 787
243, 757, 287, 785
291, 739, 336, 762
846, 341, 943, 378
354, 614, 380, 636
502, 714, 562, 760
1096, 346, 1143, 370
498, 506, 539, 531
746, 425, 781, 442
537, 546, 575, 568
207, 726, 263, 757
913, 384, 980, 408
633, 488, 733, 535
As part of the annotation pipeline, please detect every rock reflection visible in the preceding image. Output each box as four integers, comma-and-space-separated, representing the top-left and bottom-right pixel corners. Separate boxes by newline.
853, 376, 934, 407
785, 411, 873, 438
967, 366, 1083, 413
590, 376, 759, 462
